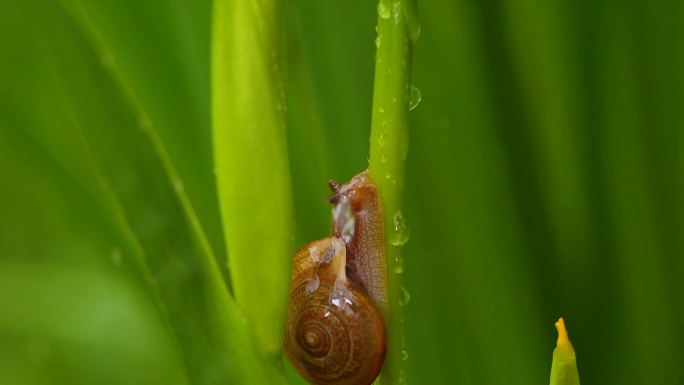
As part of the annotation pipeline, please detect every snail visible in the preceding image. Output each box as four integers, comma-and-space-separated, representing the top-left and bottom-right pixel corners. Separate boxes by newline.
284, 171, 388, 385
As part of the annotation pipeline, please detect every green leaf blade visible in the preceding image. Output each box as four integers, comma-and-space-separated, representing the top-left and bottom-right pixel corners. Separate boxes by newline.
369, 1, 418, 384
42, 2, 282, 383
212, 0, 294, 360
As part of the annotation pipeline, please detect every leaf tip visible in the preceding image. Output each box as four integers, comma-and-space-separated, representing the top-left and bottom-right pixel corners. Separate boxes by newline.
555, 317, 570, 347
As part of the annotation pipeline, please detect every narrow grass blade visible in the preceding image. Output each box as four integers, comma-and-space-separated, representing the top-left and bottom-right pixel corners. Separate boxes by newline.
39, 2, 283, 383
212, 0, 294, 360
369, 0, 419, 383
550, 318, 580, 385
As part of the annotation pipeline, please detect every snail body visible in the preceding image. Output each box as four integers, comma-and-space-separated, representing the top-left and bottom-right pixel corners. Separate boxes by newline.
327, 171, 388, 319
284, 171, 388, 385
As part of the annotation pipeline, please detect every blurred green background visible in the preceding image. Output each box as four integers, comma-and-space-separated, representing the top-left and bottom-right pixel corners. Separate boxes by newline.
2, 1, 683, 384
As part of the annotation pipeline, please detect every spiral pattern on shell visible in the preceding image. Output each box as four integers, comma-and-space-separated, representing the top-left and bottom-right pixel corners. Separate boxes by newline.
284, 238, 386, 385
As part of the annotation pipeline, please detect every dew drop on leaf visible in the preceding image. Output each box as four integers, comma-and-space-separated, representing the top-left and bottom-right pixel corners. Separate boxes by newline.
394, 255, 404, 273
409, 85, 422, 111
390, 211, 410, 246
377, 2, 391, 19
398, 369, 408, 384
399, 286, 410, 306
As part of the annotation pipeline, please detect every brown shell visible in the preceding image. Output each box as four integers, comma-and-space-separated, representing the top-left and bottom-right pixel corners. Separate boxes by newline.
284, 238, 386, 385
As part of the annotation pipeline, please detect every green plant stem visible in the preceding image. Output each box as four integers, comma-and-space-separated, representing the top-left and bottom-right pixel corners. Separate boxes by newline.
212, 0, 294, 367
369, 0, 418, 384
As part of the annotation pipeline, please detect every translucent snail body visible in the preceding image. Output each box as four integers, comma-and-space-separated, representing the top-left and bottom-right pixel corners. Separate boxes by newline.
284, 171, 388, 385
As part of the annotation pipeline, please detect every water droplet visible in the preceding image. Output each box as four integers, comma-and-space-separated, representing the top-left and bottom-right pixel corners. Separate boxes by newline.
398, 369, 408, 384
390, 211, 410, 246
375, 35, 382, 48
402, 349, 409, 360
111, 248, 122, 267
385, 171, 391, 179
377, 130, 387, 147
380, 154, 387, 163
399, 286, 410, 306
377, 2, 391, 19
391, 2, 401, 23
394, 255, 404, 273
409, 85, 422, 111
367, 152, 371, 162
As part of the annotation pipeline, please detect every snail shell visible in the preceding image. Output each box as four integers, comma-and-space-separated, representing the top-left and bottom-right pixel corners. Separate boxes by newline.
284, 237, 386, 385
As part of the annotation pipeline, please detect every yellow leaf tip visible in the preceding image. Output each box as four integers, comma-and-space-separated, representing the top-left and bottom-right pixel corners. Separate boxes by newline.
555, 317, 570, 347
